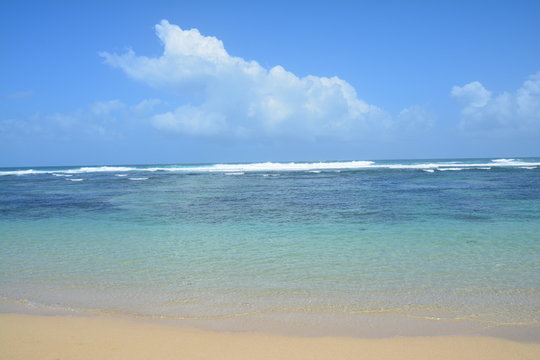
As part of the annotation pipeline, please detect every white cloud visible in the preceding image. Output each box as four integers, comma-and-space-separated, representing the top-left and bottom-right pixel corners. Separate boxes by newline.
396, 105, 435, 132
132, 98, 163, 114
101, 20, 425, 140
451, 82, 491, 107
452, 72, 540, 132
91, 100, 126, 116
153, 105, 227, 136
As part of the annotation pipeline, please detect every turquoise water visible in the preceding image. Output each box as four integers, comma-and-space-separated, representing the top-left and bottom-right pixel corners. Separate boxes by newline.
1, 158, 539, 331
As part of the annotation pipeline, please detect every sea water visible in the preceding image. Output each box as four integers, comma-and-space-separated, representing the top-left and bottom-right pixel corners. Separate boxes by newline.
1, 158, 539, 334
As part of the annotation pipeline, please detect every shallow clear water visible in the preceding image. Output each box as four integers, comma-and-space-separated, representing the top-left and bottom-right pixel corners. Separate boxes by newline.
1, 158, 539, 329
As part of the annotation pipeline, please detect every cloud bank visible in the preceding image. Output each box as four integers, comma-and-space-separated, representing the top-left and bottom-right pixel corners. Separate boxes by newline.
101, 20, 424, 140
452, 72, 540, 133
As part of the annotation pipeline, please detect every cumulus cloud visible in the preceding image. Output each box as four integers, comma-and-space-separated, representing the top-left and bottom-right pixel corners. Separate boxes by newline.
100, 20, 426, 140
452, 72, 540, 132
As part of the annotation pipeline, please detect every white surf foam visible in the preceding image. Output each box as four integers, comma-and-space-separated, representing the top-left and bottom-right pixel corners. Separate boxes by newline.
186, 160, 376, 173
66, 178, 84, 182
0, 166, 136, 176
0, 169, 48, 176
63, 166, 138, 174
492, 158, 516, 163
422, 169, 435, 173
2, 159, 540, 176
224, 172, 245, 176
128, 177, 148, 181
519, 166, 537, 170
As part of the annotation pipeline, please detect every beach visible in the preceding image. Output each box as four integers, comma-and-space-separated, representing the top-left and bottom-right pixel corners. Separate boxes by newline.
1, 159, 539, 357
2, 313, 540, 360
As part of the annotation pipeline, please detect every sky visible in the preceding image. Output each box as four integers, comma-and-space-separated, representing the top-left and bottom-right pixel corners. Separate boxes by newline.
1, 0, 539, 167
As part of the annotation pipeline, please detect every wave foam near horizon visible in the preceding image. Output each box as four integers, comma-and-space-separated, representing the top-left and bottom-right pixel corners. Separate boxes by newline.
2, 159, 540, 176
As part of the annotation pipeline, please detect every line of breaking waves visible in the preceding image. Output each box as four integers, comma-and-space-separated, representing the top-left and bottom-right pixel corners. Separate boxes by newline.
0, 158, 539, 176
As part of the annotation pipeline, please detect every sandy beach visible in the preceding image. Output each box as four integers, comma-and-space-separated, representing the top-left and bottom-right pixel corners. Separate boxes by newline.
1, 313, 539, 360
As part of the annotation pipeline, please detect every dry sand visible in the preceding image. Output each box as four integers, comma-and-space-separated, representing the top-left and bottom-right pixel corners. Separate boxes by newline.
1, 313, 539, 360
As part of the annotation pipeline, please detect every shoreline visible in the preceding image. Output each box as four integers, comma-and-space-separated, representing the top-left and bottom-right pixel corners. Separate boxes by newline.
1, 298, 539, 344
2, 313, 540, 360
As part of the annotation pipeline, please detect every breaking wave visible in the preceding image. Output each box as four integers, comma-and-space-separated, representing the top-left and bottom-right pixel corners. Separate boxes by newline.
1, 158, 539, 176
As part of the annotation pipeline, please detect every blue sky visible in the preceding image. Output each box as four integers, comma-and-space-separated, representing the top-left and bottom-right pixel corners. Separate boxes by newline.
1, 0, 539, 167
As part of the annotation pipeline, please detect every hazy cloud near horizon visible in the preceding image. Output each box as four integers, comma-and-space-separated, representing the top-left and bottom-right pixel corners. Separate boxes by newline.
452, 72, 540, 134
100, 20, 430, 140
0, 98, 162, 141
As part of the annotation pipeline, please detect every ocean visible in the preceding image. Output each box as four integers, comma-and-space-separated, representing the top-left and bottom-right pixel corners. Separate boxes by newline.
1, 158, 539, 337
